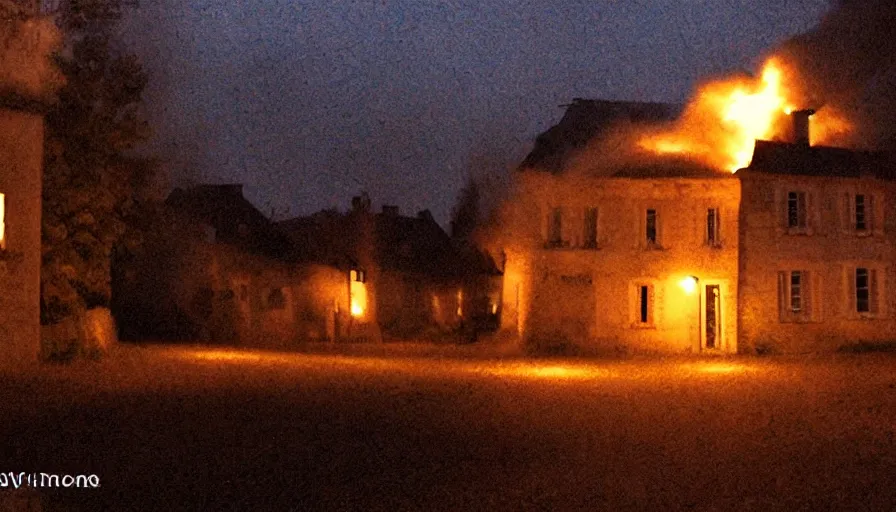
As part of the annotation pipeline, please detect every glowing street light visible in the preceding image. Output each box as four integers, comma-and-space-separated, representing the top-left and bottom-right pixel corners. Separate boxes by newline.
679, 275, 698, 295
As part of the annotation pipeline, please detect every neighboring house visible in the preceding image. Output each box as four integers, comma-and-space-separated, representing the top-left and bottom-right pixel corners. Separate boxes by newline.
493, 103, 896, 354
279, 198, 501, 341
0, 11, 61, 363
737, 138, 896, 353
113, 184, 349, 347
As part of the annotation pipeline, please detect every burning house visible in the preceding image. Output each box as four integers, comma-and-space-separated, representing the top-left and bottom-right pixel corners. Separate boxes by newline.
492, 55, 896, 353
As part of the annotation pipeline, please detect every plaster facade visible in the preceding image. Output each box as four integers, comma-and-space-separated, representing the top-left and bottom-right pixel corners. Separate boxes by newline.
497, 172, 740, 354
738, 170, 896, 353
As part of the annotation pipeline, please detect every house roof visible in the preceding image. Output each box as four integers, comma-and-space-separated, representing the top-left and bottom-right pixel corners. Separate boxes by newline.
279, 207, 500, 278
165, 184, 292, 259
520, 98, 681, 173
610, 157, 725, 179
741, 140, 896, 180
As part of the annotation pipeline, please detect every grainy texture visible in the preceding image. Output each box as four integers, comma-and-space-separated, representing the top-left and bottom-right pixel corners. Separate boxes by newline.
0, 345, 892, 510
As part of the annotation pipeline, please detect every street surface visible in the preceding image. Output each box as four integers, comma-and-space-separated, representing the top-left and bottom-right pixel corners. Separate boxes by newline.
0, 344, 894, 510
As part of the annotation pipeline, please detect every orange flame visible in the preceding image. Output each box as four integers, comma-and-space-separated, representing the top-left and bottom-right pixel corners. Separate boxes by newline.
639, 58, 851, 172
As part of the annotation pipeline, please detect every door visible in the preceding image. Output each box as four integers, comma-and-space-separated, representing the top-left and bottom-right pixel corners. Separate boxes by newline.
704, 284, 721, 350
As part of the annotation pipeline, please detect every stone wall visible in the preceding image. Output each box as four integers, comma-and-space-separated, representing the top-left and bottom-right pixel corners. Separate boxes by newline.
739, 172, 896, 353
497, 172, 741, 354
0, 16, 60, 364
0, 108, 45, 364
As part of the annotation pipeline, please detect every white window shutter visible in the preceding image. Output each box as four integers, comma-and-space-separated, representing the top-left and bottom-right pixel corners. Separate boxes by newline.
870, 268, 880, 315
846, 267, 857, 317
777, 271, 788, 322
811, 271, 823, 322
841, 192, 851, 233
803, 270, 812, 319
872, 194, 884, 236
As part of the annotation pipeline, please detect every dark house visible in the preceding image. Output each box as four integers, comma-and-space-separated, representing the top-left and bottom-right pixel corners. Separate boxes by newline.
113, 184, 349, 346
279, 198, 501, 341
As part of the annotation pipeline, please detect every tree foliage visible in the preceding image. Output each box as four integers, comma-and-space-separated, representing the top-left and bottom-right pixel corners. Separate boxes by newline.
41, 0, 156, 324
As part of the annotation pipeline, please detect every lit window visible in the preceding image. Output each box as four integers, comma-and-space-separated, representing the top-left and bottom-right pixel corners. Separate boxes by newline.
706, 208, 720, 247
646, 209, 657, 245
787, 191, 807, 229
583, 207, 597, 249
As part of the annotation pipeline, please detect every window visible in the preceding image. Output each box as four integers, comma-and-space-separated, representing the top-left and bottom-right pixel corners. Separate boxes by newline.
633, 283, 655, 326
546, 207, 565, 248
855, 195, 867, 231
855, 267, 875, 314
583, 207, 598, 249
850, 193, 876, 233
777, 270, 819, 322
239, 284, 249, 302
646, 209, 657, 245
846, 266, 883, 318
787, 191, 807, 229
0, 192, 5, 250
790, 271, 802, 312
267, 288, 286, 310
639, 285, 649, 323
350, 269, 366, 283
706, 208, 720, 247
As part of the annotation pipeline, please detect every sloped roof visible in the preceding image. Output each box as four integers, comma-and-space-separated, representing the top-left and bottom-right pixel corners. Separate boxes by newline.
520, 98, 681, 172
610, 157, 724, 178
279, 208, 500, 278
741, 140, 896, 180
165, 184, 292, 259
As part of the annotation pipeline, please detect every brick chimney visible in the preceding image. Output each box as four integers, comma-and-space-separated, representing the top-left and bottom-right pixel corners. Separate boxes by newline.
791, 109, 816, 146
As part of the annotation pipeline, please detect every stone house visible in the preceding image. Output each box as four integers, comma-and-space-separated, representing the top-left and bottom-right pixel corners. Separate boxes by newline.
497, 169, 740, 353
0, 10, 61, 364
737, 139, 896, 353
113, 184, 350, 347
279, 198, 501, 341
493, 105, 896, 354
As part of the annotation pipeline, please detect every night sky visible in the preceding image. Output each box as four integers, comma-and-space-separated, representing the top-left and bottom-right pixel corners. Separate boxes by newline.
119, 1, 832, 226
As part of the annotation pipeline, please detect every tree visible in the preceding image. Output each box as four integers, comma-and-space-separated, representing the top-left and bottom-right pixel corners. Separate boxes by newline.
41, 0, 156, 334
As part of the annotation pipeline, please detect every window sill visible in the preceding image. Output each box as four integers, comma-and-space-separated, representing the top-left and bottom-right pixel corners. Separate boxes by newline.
785, 227, 813, 236
643, 242, 665, 251
851, 313, 882, 320
630, 322, 656, 330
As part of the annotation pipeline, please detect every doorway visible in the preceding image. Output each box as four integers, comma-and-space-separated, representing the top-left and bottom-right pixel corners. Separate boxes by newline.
704, 284, 721, 350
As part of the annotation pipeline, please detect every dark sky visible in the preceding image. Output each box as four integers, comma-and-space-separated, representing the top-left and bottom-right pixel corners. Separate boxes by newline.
119, 1, 831, 226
